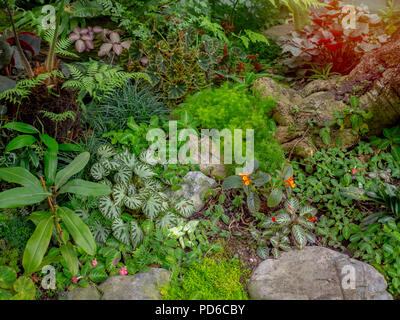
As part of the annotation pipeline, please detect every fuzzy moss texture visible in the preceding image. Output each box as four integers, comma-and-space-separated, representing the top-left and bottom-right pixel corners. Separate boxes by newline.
160, 254, 250, 300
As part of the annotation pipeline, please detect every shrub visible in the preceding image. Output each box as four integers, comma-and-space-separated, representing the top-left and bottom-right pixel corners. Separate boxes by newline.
172, 82, 284, 173
161, 254, 249, 300
279, 0, 390, 75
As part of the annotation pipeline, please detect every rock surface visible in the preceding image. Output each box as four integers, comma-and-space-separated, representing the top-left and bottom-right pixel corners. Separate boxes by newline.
66, 268, 171, 300
66, 285, 101, 300
168, 171, 217, 212
98, 268, 171, 300
248, 246, 392, 300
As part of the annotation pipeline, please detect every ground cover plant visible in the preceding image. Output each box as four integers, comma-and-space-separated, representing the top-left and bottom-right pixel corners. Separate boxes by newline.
0, 0, 399, 302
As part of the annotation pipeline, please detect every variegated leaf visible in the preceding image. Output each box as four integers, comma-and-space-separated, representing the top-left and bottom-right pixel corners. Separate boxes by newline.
298, 217, 315, 230
139, 149, 159, 166
304, 229, 316, 244
275, 213, 291, 226
299, 204, 317, 218
112, 218, 130, 245
127, 183, 136, 196
292, 224, 307, 249
142, 193, 163, 220
112, 183, 127, 207
98, 196, 120, 220
91, 162, 109, 180
114, 166, 132, 186
124, 194, 144, 210
156, 212, 181, 229
175, 200, 195, 218
256, 247, 270, 260
279, 243, 292, 252
130, 219, 144, 248
99, 178, 113, 188
119, 152, 136, 169
134, 163, 155, 179
97, 144, 117, 158
271, 247, 280, 259
285, 197, 300, 213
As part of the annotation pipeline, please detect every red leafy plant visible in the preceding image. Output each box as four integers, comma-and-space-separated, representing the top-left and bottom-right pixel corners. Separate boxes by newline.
278, 0, 390, 75
98, 30, 132, 57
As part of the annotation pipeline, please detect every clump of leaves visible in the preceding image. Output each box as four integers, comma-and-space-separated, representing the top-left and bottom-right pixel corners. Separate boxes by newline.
279, 0, 390, 75
0, 266, 35, 300
90, 144, 196, 248
257, 198, 317, 258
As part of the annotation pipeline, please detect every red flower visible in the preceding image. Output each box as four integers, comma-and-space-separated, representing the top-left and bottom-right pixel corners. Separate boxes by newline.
287, 205, 294, 212
198, 30, 206, 34
308, 217, 316, 222
237, 64, 245, 71
324, 41, 344, 51
317, 38, 332, 44
330, 29, 343, 38
253, 61, 263, 71
272, 217, 276, 222
248, 54, 259, 60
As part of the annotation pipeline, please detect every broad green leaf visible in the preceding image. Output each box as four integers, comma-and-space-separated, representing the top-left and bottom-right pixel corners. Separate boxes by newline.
0, 167, 41, 188
222, 175, 243, 190
59, 179, 111, 197
22, 215, 54, 275
247, 192, 260, 213
0, 187, 50, 208
0, 266, 17, 289
342, 225, 351, 240
59, 143, 84, 152
55, 152, 90, 190
253, 172, 271, 187
11, 277, 35, 300
267, 188, 283, 207
89, 266, 108, 283
3, 122, 39, 134
5, 135, 37, 153
29, 211, 52, 226
39, 134, 58, 152
0, 288, 13, 300
60, 242, 79, 276
44, 150, 58, 186
256, 247, 270, 260
58, 206, 96, 255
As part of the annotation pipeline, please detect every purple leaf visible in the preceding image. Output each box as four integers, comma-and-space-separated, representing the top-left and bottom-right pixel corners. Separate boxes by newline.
121, 40, 133, 49
75, 40, 86, 53
80, 28, 89, 34
85, 40, 94, 50
69, 32, 80, 42
109, 32, 120, 44
73, 26, 80, 34
93, 26, 103, 33
113, 43, 123, 56
98, 43, 113, 56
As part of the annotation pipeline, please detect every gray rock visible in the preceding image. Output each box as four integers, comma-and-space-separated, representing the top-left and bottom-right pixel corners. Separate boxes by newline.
98, 268, 171, 300
169, 171, 217, 212
67, 285, 101, 300
0, 75, 16, 94
248, 246, 392, 300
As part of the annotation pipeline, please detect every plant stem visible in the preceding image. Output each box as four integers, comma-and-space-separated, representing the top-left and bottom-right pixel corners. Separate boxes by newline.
40, 176, 65, 243
4, 0, 35, 78
45, 16, 60, 72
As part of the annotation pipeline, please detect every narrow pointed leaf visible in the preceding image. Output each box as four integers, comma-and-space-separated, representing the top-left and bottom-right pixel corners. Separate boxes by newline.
55, 152, 90, 190
0, 167, 41, 188
59, 179, 111, 197
0, 187, 50, 208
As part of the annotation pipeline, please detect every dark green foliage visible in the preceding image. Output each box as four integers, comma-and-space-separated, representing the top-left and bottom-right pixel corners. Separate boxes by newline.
0, 212, 34, 253
161, 253, 249, 300
88, 82, 170, 135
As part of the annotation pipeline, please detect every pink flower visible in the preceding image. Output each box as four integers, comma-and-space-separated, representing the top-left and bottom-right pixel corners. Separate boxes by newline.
92, 259, 98, 267
119, 266, 128, 276
72, 276, 78, 284
352, 167, 357, 174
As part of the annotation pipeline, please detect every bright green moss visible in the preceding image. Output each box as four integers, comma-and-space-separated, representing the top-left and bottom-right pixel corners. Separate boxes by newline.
173, 82, 285, 173
161, 254, 250, 300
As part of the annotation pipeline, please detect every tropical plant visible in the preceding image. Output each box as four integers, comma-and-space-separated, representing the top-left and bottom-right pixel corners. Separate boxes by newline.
0, 266, 36, 300
62, 61, 149, 108
257, 197, 318, 257
0, 138, 111, 276
370, 126, 400, 163
278, 0, 389, 74
222, 161, 295, 212
90, 144, 196, 248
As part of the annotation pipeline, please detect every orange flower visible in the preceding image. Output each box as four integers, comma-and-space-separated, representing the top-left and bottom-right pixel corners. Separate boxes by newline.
285, 176, 295, 189
239, 173, 252, 186
308, 217, 316, 222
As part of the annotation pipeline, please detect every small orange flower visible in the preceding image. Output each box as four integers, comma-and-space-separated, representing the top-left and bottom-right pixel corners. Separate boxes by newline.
285, 176, 295, 189
272, 217, 276, 222
239, 173, 252, 186
308, 217, 316, 222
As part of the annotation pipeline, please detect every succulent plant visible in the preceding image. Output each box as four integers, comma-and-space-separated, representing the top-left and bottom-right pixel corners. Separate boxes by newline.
98, 30, 132, 57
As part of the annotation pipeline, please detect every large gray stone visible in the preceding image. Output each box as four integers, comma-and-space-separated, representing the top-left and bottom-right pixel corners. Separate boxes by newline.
168, 171, 217, 212
0, 75, 16, 94
248, 246, 393, 300
67, 285, 101, 300
98, 268, 171, 300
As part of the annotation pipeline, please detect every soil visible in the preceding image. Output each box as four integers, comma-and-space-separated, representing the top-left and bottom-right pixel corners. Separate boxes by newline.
7, 80, 81, 143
